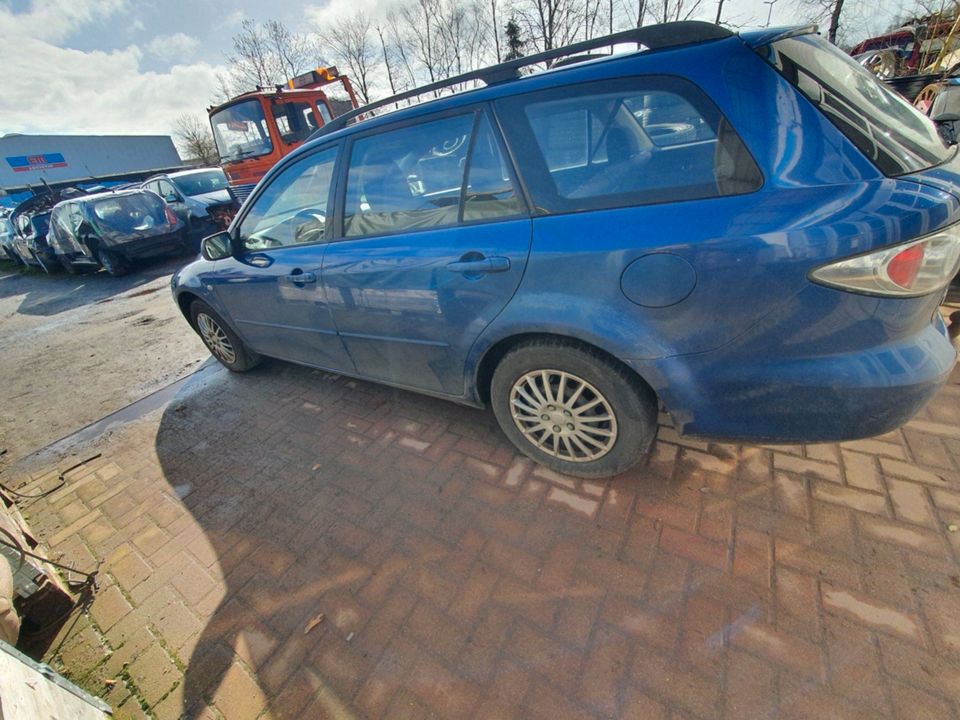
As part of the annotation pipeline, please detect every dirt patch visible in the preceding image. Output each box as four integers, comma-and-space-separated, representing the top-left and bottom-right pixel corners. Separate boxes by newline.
0, 258, 208, 465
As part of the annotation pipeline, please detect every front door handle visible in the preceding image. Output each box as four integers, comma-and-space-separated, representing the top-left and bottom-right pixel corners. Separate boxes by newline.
282, 270, 316, 284
446, 256, 511, 274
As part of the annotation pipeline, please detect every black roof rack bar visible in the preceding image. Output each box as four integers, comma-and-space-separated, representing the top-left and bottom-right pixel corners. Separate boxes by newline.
311, 20, 733, 140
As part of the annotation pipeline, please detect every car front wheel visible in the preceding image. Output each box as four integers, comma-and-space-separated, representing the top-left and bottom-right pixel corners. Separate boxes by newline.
491, 340, 657, 478
190, 300, 260, 372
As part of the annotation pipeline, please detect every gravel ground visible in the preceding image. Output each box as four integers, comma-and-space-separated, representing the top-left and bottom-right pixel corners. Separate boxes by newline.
0, 255, 208, 466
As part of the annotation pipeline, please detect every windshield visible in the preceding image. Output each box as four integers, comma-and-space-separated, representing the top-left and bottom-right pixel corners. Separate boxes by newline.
172, 169, 229, 196
761, 34, 952, 175
89, 193, 167, 233
210, 99, 273, 163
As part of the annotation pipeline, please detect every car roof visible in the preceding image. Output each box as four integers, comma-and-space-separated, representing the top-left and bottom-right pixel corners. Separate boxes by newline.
153, 167, 223, 180
56, 188, 158, 207
304, 20, 750, 147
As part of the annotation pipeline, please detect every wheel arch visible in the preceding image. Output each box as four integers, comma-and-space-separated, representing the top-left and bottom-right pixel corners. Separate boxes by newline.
176, 290, 202, 328
472, 331, 659, 408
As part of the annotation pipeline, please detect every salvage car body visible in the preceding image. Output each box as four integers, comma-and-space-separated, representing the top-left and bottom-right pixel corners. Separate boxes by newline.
48, 190, 186, 274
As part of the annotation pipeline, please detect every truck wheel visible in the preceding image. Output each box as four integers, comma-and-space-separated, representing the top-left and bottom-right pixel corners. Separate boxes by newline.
190, 300, 260, 372
490, 340, 658, 478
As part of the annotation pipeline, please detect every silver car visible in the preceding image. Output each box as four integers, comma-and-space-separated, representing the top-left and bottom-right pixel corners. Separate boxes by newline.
141, 168, 232, 234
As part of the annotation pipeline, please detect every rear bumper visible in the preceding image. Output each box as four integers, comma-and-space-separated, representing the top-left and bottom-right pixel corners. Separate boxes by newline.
634, 286, 957, 443
109, 232, 184, 259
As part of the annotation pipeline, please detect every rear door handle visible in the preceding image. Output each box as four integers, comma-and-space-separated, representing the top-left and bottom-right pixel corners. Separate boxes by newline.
282, 270, 316, 284
446, 256, 511, 274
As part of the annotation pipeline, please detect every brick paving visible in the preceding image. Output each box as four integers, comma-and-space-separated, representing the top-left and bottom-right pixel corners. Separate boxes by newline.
6, 340, 960, 718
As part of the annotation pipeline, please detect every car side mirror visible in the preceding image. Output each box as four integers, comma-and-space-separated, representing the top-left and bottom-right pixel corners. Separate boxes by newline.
164, 193, 180, 204
201, 231, 233, 261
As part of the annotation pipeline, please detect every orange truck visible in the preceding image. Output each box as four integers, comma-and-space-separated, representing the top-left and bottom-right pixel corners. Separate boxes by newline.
207, 66, 359, 223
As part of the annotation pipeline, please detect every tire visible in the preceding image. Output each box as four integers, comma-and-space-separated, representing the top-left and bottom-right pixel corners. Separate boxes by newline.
58, 255, 80, 274
190, 300, 260, 372
490, 340, 657, 478
97, 248, 130, 277
4, 248, 24, 266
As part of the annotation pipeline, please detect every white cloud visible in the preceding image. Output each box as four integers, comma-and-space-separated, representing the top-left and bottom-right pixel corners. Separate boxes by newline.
0, 35, 225, 137
225, 9, 249, 27
146, 32, 200, 62
0, 0, 129, 43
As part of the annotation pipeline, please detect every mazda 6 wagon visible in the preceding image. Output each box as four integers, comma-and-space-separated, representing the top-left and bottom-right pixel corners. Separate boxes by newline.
171, 22, 960, 478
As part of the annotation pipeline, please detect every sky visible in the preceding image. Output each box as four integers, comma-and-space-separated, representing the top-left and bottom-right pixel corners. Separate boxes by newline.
0, 0, 903, 143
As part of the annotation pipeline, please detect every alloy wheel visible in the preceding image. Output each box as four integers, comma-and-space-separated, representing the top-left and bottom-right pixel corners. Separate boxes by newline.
196, 313, 237, 365
509, 369, 618, 462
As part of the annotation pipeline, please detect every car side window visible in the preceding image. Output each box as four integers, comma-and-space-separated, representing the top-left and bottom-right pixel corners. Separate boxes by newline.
158, 180, 178, 200
495, 76, 762, 214
343, 113, 475, 238
238, 146, 338, 250
462, 114, 524, 222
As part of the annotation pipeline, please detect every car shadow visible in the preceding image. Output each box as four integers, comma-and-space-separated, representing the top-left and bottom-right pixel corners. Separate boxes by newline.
152, 358, 513, 718
6, 255, 194, 317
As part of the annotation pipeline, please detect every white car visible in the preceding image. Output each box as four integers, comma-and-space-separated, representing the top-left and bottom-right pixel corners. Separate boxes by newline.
141, 168, 232, 233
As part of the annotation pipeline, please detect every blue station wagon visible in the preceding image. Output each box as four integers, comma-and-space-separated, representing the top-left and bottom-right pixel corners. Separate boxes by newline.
172, 22, 960, 478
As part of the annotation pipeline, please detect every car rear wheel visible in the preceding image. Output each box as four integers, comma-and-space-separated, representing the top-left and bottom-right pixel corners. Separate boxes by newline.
190, 300, 260, 372
490, 340, 658, 478
97, 248, 129, 277
58, 255, 80, 274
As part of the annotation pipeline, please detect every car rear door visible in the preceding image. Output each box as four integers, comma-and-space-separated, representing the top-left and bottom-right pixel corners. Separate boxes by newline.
321, 109, 532, 396
208, 144, 355, 371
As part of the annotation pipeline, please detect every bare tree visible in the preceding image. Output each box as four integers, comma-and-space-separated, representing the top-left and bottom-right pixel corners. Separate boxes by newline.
515, 0, 585, 53
212, 72, 234, 105
265, 19, 314, 80
173, 114, 218, 165
491, 0, 503, 60
793, 0, 866, 44
321, 12, 381, 104
398, 0, 446, 85
224, 18, 315, 93
376, 25, 399, 96
645, 0, 704, 24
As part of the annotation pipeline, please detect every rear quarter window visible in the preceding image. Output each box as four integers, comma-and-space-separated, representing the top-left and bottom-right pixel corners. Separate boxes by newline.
494, 76, 762, 214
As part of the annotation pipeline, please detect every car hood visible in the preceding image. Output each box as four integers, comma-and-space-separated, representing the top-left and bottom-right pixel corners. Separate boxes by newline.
189, 189, 232, 207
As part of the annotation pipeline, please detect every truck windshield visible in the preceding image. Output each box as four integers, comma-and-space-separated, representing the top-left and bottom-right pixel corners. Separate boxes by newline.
210, 100, 274, 163
760, 34, 952, 175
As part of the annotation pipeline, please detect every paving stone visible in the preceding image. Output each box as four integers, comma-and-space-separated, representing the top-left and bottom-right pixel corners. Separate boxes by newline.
17, 332, 960, 720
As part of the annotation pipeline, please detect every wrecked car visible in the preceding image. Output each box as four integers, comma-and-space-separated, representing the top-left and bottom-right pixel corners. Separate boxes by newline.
48, 189, 188, 276
141, 168, 233, 239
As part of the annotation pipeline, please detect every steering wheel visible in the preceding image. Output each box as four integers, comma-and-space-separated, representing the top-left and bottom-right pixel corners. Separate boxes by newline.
293, 209, 326, 244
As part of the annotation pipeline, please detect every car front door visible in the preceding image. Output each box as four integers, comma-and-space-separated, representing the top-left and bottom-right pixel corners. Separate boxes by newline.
208, 144, 355, 371
322, 110, 532, 396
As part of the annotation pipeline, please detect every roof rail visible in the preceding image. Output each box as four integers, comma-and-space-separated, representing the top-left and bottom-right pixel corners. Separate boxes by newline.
310, 20, 733, 140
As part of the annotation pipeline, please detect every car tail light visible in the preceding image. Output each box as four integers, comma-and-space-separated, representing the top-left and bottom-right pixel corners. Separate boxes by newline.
810, 223, 960, 297
164, 207, 178, 226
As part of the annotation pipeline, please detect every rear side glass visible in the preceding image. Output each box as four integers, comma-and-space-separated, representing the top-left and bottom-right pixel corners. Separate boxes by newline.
760, 35, 951, 176
495, 76, 761, 214
463, 114, 524, 222
343, 114, 474, 238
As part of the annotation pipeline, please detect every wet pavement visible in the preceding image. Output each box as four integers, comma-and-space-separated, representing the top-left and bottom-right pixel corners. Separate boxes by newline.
4, 289, 960, 720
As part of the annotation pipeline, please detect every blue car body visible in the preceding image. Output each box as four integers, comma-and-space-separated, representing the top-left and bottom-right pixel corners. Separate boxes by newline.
172, 24, 958, 445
